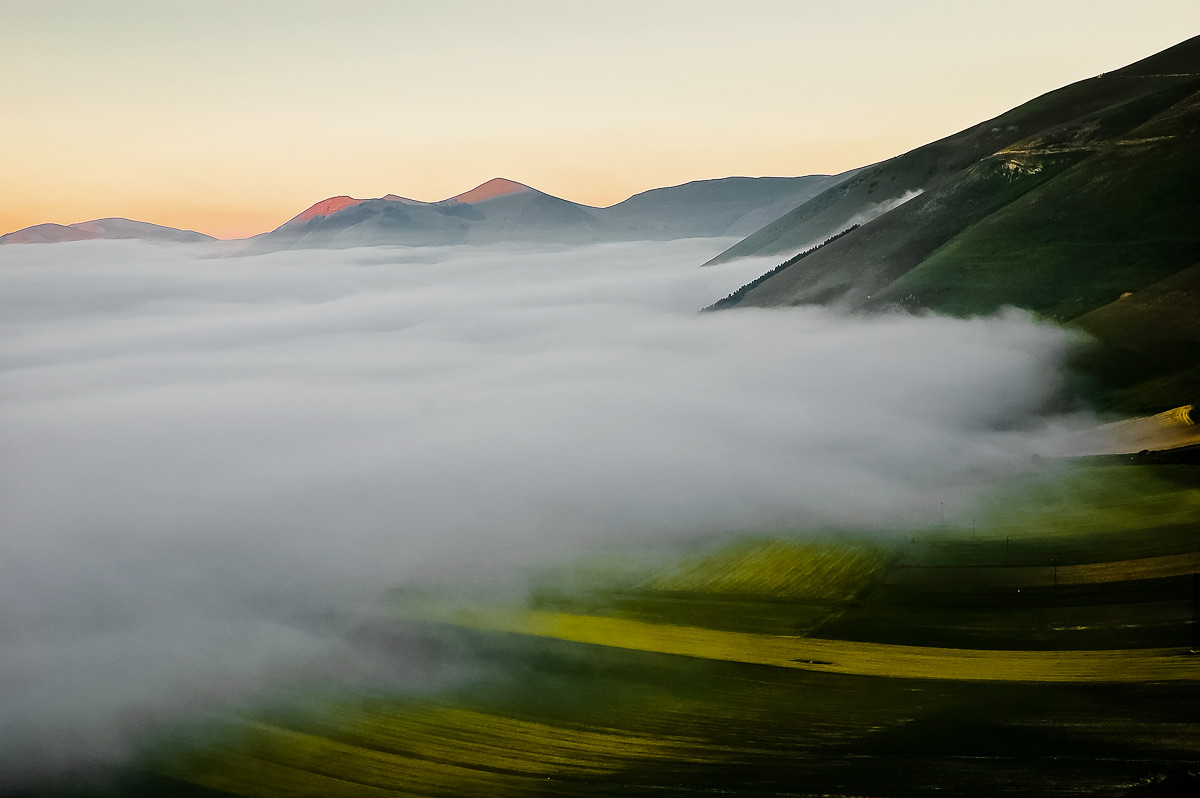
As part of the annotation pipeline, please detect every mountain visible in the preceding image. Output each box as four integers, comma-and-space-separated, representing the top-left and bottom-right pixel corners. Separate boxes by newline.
453, 179, 611, 244
450, 177, 532, 203
599, 172, 858, 239
706, 36, 1200, 415
0, 223, 97, 245
0, 217, 214, 245
259, 178, 607, 248
265, 194, 481, 248
703, 36, 1200, 269
1, 174, 858, 250
258, 173, 858, 249
1068, 262, 1200, 414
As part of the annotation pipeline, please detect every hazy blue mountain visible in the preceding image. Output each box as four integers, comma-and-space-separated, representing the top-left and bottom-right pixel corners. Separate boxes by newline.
599, 172, 858, 239
2, 172, 860, 251
0, 217, 214, 245
258, 178, 605, 248
257, 174, 857, 249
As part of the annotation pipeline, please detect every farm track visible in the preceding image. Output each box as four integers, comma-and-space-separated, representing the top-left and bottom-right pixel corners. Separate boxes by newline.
397, 602, 1200, 683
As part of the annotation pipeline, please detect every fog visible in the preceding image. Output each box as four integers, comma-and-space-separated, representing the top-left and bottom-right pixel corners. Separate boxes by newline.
846, 188, 925, 228
0, 237, 1083, 780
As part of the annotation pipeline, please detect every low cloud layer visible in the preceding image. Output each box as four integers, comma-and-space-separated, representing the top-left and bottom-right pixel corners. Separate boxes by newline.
0, 238, 1082, 780
846, 188, 924, 228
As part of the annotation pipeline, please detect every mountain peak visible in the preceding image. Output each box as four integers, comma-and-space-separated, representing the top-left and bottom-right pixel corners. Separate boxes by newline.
451, 178, 533, 204
290, 196, 364, 224
0, 218, 213, 244
0, 223, 96, 244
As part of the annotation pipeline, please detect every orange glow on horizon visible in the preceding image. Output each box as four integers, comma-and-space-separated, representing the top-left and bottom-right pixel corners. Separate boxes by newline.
3, 8, 1197, 244
0, 137, 896, 240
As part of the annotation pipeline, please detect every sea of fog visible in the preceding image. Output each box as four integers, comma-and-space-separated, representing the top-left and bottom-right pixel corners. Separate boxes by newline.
0, 237, 1086, 780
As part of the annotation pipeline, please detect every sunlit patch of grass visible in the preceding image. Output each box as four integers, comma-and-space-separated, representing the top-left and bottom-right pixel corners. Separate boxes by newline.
401, 603, 1200, 683
641, 538, 892, 601
514, 535, 897, 636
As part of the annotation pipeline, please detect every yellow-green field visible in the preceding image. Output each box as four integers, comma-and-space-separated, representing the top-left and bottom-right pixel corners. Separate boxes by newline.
642, 538, 891, 600
63, 460, 1200, 797
394, 602, 1200, 683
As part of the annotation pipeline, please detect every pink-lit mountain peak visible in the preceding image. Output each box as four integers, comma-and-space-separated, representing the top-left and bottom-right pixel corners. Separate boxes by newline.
451, 178, 534, 204
291, 196, 365, 224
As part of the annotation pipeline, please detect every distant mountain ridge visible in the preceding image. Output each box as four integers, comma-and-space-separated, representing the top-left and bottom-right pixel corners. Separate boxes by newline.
707, 35, 1200, 415
601, 174, 856, 239
254, 173, 856, 249
0, 218, 214, 245
1, 174, 857, 248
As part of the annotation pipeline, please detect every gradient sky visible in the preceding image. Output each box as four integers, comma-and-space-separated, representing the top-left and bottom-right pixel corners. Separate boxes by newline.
3, 1, 1198, 239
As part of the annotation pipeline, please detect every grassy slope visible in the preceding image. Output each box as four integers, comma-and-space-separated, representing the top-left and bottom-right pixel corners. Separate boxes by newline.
119, 463, 1200, 798
135, 654, 1200, 798
733, 79, 1200, 311
871, 87, 1200, 322
734, 149, 1087, 307
703, 35, 1200, 267
1069, 263, 1200, 413
714, 39, 1200, 413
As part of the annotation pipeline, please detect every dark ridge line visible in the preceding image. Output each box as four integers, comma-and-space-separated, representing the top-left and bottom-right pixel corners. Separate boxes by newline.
701, 225, 860, 312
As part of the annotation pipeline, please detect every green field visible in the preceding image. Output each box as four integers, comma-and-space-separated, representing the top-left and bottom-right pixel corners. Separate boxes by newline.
60, 458, 1194, 798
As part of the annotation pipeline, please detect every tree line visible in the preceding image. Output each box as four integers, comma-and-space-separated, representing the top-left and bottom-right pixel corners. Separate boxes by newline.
701, 225, 860, 312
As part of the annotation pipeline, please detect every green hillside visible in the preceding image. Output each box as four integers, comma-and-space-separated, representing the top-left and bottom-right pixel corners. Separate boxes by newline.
871, 87, 1200, 321
703, 36, 1200, 267
710, 36, 1200, 414
1069, 262, 1200, 413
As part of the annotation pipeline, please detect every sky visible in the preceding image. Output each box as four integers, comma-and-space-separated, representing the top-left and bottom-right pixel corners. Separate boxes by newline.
0, 236, 1087, 778
2, 0, 1198, 239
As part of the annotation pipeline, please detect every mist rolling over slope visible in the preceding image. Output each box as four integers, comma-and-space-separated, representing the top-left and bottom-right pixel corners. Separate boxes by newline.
0, 238, 1085, 779
700, 36, 1200, 416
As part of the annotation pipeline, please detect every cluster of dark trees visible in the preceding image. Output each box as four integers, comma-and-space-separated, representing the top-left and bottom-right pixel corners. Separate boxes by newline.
702, 226, 860, 311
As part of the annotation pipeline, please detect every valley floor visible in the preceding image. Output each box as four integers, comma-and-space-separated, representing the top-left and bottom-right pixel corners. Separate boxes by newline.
14, 442, 1200, 798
